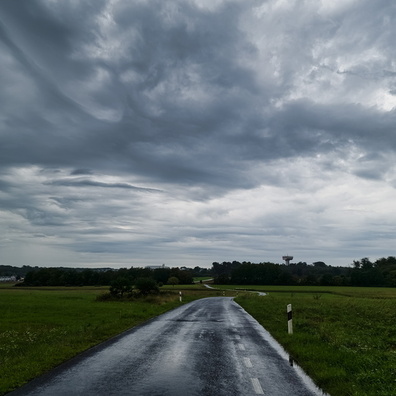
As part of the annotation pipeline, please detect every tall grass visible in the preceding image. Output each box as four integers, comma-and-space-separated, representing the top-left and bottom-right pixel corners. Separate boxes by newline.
236, 291, 396, 396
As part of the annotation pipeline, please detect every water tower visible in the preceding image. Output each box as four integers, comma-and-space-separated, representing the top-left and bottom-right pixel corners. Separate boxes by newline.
282, 255, 293, 265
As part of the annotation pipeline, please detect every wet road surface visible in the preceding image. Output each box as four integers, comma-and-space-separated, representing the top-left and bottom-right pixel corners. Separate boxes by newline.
8, 297, 325, 396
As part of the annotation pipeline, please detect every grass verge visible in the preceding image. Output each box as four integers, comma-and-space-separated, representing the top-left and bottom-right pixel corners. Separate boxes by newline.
235, 289, 396, 396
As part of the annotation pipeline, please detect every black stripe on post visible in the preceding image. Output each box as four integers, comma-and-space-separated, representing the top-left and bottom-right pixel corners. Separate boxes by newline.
287, 304, 293, 334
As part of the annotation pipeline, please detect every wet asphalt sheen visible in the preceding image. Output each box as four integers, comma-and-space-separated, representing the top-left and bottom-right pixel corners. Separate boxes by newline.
8, 297, 325, 396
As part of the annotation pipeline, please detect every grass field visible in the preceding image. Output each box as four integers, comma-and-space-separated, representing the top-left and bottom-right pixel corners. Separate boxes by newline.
214, 283, 396, 297
1, 283, 395, 396
0, 285, 220, 395
235, 286, 396, 396
192, 277, 214, 282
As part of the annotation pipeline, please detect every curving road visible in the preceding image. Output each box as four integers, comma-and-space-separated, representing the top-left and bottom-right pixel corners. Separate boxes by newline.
8, 297, 325, 396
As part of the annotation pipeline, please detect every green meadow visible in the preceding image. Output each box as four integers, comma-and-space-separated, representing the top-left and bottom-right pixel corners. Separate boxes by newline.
1, 284, 396, 396
0, 285, 217, 395
235, 286, 396, 396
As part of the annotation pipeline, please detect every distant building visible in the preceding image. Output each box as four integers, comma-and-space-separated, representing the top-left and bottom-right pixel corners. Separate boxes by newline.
0, 276, 17, 282
282, 255, 293, 265
145, 264, 169, 270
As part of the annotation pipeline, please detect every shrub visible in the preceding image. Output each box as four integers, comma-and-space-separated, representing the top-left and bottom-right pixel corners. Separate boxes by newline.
167, 276, 179, 286
134, 277, 159, 296
109, 277, 132, 298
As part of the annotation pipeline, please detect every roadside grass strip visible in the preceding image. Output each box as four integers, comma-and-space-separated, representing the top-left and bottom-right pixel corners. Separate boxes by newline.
235, 290, 396, 396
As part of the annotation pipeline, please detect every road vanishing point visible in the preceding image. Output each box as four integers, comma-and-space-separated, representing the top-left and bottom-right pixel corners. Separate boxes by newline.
8, 297, 326, 396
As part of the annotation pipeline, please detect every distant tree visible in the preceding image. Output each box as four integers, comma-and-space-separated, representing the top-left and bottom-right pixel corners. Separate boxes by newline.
361, 257, 373, 270
276, 270, 295, 285
152, 268, 171, 284
350, 257, 383, 286
167, 276, 179, 286
170, 268, 193, 285
313, 261, 327, 268
353, 260, 361, 269
109, 277, 132, 298
375, 256, 396, 287
303, 274, 318, 286
212, 261, 241, 284
134, 277, 159, 295
22, 270, 37, 286
193, 266, 202, 276
320, 273, 333, 286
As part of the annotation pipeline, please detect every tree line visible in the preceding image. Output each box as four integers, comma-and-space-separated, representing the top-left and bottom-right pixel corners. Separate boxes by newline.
5, 256, 396, 288
212, 256, 396, 287
20, 266, 195, 287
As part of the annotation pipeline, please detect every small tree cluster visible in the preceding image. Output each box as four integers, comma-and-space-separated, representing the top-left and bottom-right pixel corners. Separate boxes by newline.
108, 276, 160, 298
109, 277, 132, 298
134, 277, 159, 295
167, 276, 179, 286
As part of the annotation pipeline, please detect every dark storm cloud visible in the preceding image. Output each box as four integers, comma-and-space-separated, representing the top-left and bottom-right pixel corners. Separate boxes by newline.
1, 0, 396, 268
0, 0, 264, 189
46, 178, 162, 192
1, 0, 394, 189
71, 169, 93, 176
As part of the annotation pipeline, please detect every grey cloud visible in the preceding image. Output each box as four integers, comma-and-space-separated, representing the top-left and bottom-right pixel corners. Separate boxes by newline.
71, 169, 93, 176
21, 208, 66, 227
2, 2, 262, 189
46, 178, 162, 193
353, 168, 384, 181
49, 196, 85, 211
2, 0, 394, 189
1, 0, 396, 268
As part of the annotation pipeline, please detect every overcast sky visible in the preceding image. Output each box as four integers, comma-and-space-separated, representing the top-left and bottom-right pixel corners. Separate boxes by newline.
1, 0, 395, 269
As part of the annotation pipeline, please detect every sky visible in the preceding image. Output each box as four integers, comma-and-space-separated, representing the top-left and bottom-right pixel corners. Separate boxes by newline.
0, 0, 396, 269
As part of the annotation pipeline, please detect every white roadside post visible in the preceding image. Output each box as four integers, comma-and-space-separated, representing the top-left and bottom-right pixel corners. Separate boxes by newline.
287, 304, 293, 335
179, 291, 182, 302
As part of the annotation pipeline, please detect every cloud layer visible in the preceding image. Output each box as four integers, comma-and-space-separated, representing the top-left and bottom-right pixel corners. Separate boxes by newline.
1, 0, 395, 268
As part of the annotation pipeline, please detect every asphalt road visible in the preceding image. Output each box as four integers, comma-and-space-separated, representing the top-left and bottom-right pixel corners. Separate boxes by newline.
8, 297, 325, 396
